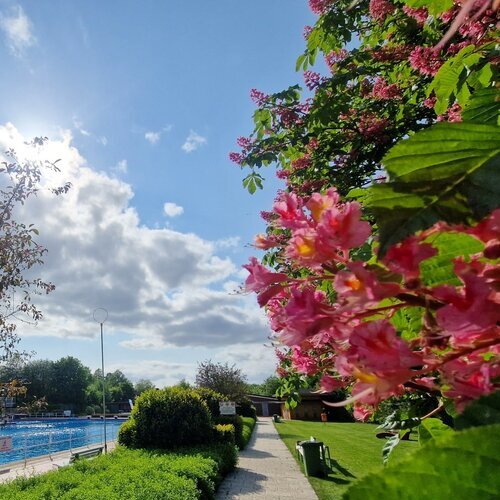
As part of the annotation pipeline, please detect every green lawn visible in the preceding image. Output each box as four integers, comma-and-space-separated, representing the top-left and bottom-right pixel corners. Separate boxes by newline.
274, 420, 418, 500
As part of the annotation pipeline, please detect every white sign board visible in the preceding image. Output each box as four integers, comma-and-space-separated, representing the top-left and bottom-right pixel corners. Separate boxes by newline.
219, 401, 236, 416
0, 437, 12, 452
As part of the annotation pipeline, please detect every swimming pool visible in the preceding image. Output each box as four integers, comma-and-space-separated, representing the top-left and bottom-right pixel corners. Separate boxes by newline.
0, 418, 125, 466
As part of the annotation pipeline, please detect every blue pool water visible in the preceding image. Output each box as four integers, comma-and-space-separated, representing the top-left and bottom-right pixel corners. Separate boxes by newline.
0, 418, 125, 466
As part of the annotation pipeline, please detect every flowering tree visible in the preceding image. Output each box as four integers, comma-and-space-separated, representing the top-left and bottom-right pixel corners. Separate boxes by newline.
0, 138, 70, 361
232, 0, 499, 486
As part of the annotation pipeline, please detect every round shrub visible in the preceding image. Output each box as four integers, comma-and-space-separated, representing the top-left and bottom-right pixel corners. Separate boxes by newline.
117, 419, 137, 448
236, 398, 257, 419
118, 387, 213, 449
193, 387, 225, 418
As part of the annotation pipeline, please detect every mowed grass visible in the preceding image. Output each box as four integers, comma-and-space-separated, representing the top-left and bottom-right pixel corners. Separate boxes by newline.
274, 420, 417, 500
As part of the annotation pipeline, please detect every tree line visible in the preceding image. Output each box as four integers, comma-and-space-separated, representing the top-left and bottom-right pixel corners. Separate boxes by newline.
0, 356, 155, 414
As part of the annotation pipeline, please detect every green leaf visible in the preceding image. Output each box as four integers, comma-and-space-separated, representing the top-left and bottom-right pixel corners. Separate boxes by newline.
403, 0, 453, 16
462, 88, 500, 125
420, 233, 483, 286
455, 392, 500, 430
344, 424, 500, 500
382, 433, 400, 465
427, 46, 484, 114
366, 123, 500, 255
390, 307, 424, 341
418, 418, 453, 446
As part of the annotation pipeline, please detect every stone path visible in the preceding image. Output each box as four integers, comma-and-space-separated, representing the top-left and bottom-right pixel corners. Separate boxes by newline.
216, 417, 317, 499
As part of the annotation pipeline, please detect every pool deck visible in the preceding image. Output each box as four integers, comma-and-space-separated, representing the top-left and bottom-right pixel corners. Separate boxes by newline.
0, 440, 116, 483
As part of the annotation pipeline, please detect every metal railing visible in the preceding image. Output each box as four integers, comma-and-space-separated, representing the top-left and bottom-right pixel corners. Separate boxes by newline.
1, 426, 113, 469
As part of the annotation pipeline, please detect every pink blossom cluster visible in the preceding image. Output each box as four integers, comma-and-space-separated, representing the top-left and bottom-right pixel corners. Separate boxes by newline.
371, 45, 413, 62
228, 152, 244, 165
369, 0, 395, 21
308, 0, 334, 15
409, 46, 444, 76
244, 185, 500, 418
325, 49, 349, 69
403, 6, 429, 25
437, 103, 462, 122
250, 88, 269, 106
303, 25, 313, 40
358, 113, 390, 141
303, 70, 325, 91
371, 77, 402, 100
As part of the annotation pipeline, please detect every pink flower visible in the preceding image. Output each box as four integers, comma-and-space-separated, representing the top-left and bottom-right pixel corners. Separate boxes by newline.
334, 262, 401, 309
286, 227, 323, 267
272, 192, 309, 230
437, 103, 462, 122
423, 96, 437, 108
320, 374, 345, 392
303, 25, 313, 39
303, 70, 324, 91
371, 77, 402, 100
358, 113, 389, 141
254, 233, 280, 250
353, 404, 373, 421
383, 236, 437, 280
440, 346, 500, 412
291, 154, 311, 171
250, 88, 269, 106
466, 209, 500, 252
278, 287, 335, 345
243, 257, 288, 306
316, 202, 372, 252
229, 152, 244, 164
334, 320, 422, 406
369, 0, 395, 21
325, 49, 349, 68
291, 347, 319, 376
433, 260, 500, 347
409, 47, 443, 76
308, 0, 334, 15
306, 188, 340, 222
403, 6, 429, 25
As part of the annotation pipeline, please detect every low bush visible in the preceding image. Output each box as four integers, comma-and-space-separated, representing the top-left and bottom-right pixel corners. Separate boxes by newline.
215, 415, 244, 449
213, 424, 235, 445
119, 387, 213, 449
241, 417, 256, 449
0, 444, 238, 500
236, 398, 257, 419
193, 387, 225, 419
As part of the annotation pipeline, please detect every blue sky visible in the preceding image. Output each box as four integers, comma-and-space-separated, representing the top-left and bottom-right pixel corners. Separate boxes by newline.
0, 1, 316, 386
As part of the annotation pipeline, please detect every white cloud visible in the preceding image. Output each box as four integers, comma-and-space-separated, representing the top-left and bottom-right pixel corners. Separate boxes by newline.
163, 202, 183, 217
98, 136, 108, 146
113, 159, 128, 174
0, 5, 36, 57
145, 131, 160, 144
144, 125, 172, 145
0, 123, 268, 351
215, 236, 240, 249
181, 130, 207, 153
72, 117, 107, 146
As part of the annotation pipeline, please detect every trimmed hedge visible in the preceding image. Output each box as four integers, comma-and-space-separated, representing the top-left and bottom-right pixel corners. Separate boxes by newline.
0, 444, 237, 500
213, 424, 235, 445
118, 387, 213, 449
241, 417, 256, 449
193, 388, 225, 419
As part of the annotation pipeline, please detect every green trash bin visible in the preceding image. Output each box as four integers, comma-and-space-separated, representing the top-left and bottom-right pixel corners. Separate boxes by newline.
298, 440, 323, 477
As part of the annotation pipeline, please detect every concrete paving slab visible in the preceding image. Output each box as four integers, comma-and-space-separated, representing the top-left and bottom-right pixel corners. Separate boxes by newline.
216, 417, 317, 499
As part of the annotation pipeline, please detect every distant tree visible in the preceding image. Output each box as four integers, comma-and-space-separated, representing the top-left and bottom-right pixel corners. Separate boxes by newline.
195, 360, 247, 401
51, 357, 92, 411
246, 375, 280, 397
0, 138, 70, 361
134, 378, 155, 397
175, 378, 191, 390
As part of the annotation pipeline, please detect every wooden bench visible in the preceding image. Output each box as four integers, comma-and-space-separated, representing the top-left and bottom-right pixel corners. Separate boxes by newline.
69, 446, 103, 463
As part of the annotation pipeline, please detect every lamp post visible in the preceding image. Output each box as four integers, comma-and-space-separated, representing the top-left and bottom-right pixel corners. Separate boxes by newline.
93, 308, 108, 453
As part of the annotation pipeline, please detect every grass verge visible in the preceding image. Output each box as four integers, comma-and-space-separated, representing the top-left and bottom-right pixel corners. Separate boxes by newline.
274, 420, 417, 500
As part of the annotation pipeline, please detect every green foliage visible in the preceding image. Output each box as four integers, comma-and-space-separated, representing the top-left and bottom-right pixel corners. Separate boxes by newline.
236, 397, 257, 419
215, 415, 244, 449
117, 419, 137, 448
426, 45, 488, 114
213, 424, 236, 446
193, 387, 226, 419
402, 0, 453, 16
119, 387, 213, 449
462, 88, 500, 125
240, 417, 257, 449
363, 122, 500, 254
344, 424, 500, 499
195, 360, 248, 401
455, 392, 500, 431
418, 418, 453, 446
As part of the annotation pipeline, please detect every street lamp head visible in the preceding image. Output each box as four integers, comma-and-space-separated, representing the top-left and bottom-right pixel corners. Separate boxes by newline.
93, 308, 108, 324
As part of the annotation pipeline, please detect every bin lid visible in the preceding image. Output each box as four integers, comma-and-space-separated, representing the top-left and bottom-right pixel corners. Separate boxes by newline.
298, 440, 323, 447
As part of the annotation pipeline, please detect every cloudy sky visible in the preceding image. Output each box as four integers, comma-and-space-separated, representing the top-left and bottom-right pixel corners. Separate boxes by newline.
0, 1, 314, 386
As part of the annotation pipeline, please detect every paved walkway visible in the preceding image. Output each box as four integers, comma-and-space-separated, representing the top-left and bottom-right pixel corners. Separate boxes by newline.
216, 417, 317, 499
0, 441, 116, 483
